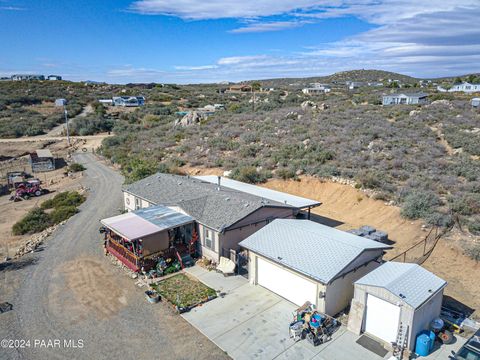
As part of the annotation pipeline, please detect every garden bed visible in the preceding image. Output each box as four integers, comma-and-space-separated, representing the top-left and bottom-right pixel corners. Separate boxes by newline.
151, 273, 217, 312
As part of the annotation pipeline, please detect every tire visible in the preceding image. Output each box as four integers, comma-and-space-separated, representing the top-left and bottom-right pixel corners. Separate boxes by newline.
34, 190, 42, 197
440, 330, 453, 344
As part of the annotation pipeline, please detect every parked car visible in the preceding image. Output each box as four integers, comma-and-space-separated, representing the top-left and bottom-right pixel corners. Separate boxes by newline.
451, 329, 480, 360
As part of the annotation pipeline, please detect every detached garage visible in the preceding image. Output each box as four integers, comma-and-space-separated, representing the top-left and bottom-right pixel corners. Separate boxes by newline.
348, 262, 447, 353
239, 219, 391, 316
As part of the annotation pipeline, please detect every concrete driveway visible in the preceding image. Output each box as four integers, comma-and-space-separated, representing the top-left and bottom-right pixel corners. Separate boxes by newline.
183, 266, 395, 360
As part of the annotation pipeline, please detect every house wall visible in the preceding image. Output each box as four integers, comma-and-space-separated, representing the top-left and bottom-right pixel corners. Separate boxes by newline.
325, 258, 382, 316
123, 191, 152, 211
409, 289, 444, 351
141, 231, 170, 256
31, 159, 55, 172
198, 223, 220, 262
222, 207, 295, 254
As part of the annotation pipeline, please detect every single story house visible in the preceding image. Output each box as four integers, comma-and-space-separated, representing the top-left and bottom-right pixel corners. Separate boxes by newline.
101, 205, 195, 272
226, 85, 252, 93
302, 84, 331, 95
11, 74, 45, 81
29, 149, 55, 172
382, 92, 428, 105
443, 82, 480, 93
47, 75, 62, 81
122, 174, 320, 264
348, 262, 446, 352
112, 96, 145, 107
239, 219, 391, 316
471, 98, 480, 108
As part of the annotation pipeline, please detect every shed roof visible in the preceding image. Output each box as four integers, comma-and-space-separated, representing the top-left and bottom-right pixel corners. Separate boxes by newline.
239, 219, 391, 284
123, 173, 294, 231
35, 149, 53, 158
101, 205, 193, 241
194, 176, 321, 209
355, 262, 447, 309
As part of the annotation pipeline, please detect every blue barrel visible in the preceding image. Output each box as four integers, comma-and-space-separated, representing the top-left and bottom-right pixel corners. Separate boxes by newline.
419, 330, 436, 351
416, 334, 431, 357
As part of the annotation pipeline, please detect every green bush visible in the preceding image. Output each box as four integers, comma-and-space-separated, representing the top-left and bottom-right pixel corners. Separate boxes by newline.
12, 208, 52, 235
68, 163, 86, 172
50, 205, 79, 224
41, 191, 85, 209
230, 166, 268, 184
401, 191, 441, 220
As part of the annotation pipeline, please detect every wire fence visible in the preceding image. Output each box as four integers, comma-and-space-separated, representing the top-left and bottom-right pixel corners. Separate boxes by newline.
389, 224, 453, 265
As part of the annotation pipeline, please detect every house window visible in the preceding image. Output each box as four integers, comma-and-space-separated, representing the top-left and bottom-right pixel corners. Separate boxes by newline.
135, 197, 141, 210
204, 228, 214, 250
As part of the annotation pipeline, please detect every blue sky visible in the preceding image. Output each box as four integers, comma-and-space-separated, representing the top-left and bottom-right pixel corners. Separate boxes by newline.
0, 0, 479, 83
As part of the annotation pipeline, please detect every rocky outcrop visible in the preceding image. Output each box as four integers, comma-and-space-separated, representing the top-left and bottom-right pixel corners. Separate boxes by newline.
174, 111, 208, 127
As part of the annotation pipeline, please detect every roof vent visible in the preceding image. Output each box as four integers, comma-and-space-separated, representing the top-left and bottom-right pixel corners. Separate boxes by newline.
244, 203, 249, 207
399, 293, 406, 299
178, 182, 182, 185
277, 256, 283, 260
225, 197, 230, 201
217, 176, 221, 191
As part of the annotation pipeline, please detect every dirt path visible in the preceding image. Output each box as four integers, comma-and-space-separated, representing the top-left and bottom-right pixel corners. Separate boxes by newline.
0, 153, 228, 360
46, 104, 94, 137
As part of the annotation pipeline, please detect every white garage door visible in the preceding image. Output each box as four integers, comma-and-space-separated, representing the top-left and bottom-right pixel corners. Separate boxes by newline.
257, 257, 317, 306
365, 294, 401, 344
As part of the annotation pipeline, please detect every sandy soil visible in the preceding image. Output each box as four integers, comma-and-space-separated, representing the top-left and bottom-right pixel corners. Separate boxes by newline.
0, 139, 89, 260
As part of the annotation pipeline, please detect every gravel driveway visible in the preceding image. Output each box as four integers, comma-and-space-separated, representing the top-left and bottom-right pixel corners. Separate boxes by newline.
0, 153, 229, 360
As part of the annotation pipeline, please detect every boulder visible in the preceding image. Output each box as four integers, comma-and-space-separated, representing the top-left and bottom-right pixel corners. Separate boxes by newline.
175, 111, 207, 127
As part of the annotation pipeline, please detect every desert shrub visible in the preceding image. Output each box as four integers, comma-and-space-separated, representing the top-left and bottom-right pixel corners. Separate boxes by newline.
449, 193, 480, 216
50, 205, 79, 224
230, 166, 268, 184
401, 190, 441, 220
68, 163, 86, 172
276, 167, 296, 180
41, 191, 85, 209
468, 218, 480, 236
123, 158, 160, 183
12, 208, 51, 235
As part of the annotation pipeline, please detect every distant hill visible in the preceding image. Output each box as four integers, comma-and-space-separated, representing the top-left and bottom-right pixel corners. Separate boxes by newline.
258, 69, 419, 88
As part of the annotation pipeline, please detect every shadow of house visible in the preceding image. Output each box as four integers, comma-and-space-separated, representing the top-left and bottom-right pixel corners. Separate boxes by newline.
304, 212, 344, 228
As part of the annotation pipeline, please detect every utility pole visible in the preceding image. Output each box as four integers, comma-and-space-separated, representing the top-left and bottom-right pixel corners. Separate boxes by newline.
55, 98, 70, 146
63, 104, 71, 146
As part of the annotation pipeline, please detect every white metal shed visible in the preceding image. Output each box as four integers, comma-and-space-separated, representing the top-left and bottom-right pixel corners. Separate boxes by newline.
347, 262, 447, 352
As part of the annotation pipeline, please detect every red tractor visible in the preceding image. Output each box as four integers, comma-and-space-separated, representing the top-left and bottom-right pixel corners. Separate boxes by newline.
10, 179, 49, 201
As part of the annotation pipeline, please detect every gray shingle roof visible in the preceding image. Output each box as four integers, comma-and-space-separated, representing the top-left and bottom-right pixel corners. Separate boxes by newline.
355, 262, 447, 309
384, 92, 428, 98
123, 173, 293, 231
239, 219, 391, 284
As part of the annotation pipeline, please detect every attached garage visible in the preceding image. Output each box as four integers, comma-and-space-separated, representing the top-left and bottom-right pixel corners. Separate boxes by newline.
348, 262, 447, 353
257, 257, 317, 306
239, 219, 391, 315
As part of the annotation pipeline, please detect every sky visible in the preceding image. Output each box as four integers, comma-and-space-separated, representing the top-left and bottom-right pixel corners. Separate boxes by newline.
0, 0, 479, 83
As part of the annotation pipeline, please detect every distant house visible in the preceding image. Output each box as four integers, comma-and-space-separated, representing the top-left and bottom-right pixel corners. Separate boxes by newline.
346, 81, 365, 90
112, 96, 145, 107
11, 74, 45, 81
226, 84, 252, 93
55, 98, 67, 107
472, 98, 480, 108
0, 77, 11, 82
438, 82, 480, 93
29, 150, 55, 172
302, 83, 331, 94
382, 92, 428, 105
98, 99, 114, 106
47, 75, 62, 81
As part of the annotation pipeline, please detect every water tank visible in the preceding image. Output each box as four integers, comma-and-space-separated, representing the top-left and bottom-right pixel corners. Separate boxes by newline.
419, 330, 436, 351
415, 333, 431, 357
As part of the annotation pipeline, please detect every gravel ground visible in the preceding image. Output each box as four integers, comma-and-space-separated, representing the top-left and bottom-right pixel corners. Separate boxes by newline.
0, 152, 229, 360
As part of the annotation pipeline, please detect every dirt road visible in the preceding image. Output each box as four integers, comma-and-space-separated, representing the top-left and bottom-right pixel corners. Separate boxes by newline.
0, 153, 228, 360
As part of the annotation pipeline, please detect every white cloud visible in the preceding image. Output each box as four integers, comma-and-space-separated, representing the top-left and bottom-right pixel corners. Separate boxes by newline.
230, 20, 313, 33
174, 65, 218, 70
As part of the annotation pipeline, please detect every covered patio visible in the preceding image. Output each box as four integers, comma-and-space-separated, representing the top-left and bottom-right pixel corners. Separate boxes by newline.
101, 205, 196, 272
